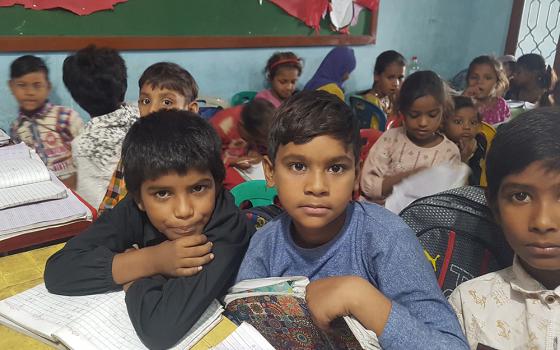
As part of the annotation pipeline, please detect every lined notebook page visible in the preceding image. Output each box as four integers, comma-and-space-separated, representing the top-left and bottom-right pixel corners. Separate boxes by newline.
213, 322, 275, 350
0, 179, 67, 209
0, 186, 88, 237
0, 284, 112, 341
57, 298, 223, 350
0, 159, 51, 189
0, 142, 31, 160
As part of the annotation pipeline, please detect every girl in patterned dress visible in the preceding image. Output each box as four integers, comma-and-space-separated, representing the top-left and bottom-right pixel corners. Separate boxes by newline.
360, 71, 461, 205
463, 55, 510, 125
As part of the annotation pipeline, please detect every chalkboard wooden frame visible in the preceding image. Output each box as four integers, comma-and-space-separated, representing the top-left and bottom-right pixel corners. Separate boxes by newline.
0, 8, 377, 52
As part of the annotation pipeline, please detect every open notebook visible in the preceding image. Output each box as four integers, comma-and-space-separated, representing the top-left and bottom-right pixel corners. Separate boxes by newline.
0, 284, 223, 350
224, 277, 381, 350
0, 152, 67, 210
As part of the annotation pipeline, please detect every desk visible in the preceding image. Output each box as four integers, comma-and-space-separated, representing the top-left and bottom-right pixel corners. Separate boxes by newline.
0, 244, 235, 349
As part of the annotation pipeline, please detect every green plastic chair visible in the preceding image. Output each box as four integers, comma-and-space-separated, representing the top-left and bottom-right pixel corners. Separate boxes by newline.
230, 180, 277, 207
231, 91, 257, 106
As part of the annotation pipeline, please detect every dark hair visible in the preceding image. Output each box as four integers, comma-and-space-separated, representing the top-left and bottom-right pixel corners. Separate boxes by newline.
398, 70, 453, 118
10, 55, 49, 80
268, 90, 360, 164
241, 98, 275, 141
452, 95, 481, 121
265, 52, 302, 80
122, 109, 225, 197
517, 53, 556, 106
374, 50, 406, 75
138, 62, 198, 102
486, 107, 560, 205
467, 55, 509, 97
62, 45, 127, 117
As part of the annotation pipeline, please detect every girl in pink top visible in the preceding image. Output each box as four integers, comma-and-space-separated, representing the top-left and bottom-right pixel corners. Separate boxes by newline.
463, 55, 510, 125
255, 52, 302, 108
360, 71, 461, 205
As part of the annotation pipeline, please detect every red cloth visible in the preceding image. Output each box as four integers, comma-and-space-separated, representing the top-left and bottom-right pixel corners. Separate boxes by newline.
269, 0, 329, 31
269, 0, 378, 31
354, 0, 379, 11
0, 0, 126, 15
209, 105, 248, 190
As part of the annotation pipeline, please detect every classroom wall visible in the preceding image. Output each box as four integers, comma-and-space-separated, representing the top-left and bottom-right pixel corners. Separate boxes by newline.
0, 0, 513, 131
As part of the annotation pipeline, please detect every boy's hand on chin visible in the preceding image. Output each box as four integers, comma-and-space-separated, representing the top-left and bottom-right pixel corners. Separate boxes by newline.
152, 234, 214, 277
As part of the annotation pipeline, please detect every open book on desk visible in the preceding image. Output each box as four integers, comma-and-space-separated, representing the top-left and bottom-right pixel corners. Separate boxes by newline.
0, 154, 67, 210
224, 277, 381, 350
0, 283, 223, 350
0, 176, 92, 240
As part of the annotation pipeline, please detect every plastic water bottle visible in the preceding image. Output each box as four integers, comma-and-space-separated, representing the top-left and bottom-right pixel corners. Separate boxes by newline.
408, 56, 420, 75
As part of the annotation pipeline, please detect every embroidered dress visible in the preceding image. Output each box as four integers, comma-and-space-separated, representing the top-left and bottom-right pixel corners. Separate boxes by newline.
478, 97, 510, 125
72, 104, 139, 208
10, 103, 83, 179
449, 256, 560, 350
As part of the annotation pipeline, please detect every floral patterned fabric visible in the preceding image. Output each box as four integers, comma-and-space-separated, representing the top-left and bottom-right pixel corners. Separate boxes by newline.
225, 295, 362, 349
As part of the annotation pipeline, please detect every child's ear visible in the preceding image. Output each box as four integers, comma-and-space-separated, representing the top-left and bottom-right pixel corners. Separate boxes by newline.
263, 155, 276, 188
188, 101, 199, 114
135, 197, 146, 212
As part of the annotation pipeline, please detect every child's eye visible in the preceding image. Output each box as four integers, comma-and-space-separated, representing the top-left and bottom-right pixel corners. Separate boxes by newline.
429, 112, 441, 118
191, 185, 207, 193
328, 164, 346, 174
452, 119, 463, 125
470, 120, 480, 126
16, 82, 27, 88
289, 162, 306, 172
511, 192, 531, 203
139, 98, 151, 105
154, 190, 171, 199
162, 99, 175, 106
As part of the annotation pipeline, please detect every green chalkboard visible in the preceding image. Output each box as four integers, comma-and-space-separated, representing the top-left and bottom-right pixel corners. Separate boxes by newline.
0, 0, 377, 51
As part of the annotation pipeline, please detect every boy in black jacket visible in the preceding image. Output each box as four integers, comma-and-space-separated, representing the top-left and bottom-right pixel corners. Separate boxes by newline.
44, 110, 253, 349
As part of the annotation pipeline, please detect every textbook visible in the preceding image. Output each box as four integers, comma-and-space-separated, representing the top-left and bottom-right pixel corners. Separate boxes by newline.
0, 283, 223, 350
224, 277, 381, 350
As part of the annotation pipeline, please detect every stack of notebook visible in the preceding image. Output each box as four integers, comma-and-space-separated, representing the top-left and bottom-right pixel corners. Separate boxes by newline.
0, 143, 93, 243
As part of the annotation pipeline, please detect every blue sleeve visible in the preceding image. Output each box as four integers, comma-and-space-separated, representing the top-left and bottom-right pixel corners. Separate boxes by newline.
235, 229, 272, 283
369, 221, 469, 350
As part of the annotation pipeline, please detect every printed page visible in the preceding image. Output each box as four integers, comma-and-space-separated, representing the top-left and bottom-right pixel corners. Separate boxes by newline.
0, 178, 67, 209
212, 322, 275, 350
56, 297, 224, 350
0, 159, 51, 189
0, 284, 113, 342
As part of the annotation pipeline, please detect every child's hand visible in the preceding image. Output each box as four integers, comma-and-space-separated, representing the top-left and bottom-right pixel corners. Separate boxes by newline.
232, 155, 262, 170
458, 138, 476, 162
306, 276, 391, 335
153, 235, 214, 277
306, 276, 356, 330
463, 86, 478, 98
